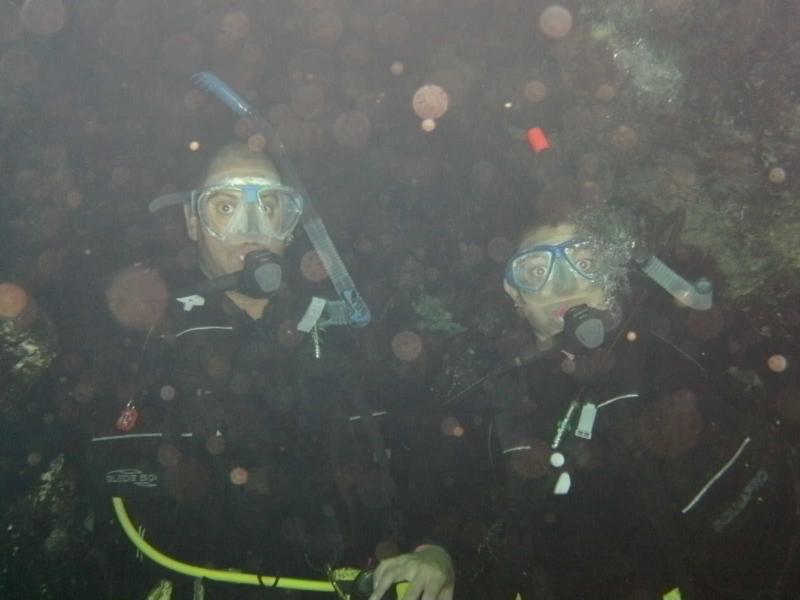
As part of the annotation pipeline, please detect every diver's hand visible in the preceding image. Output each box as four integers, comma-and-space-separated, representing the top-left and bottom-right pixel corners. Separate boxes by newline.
369, 545, 454, 600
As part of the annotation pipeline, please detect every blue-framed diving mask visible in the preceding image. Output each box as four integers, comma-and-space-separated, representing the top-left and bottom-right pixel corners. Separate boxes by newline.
505, 238, 606, 294
150, 176, 304, 244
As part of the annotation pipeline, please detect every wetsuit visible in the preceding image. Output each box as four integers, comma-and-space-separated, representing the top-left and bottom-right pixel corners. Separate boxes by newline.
85, 286, 394, 598
459, 297, 799, 599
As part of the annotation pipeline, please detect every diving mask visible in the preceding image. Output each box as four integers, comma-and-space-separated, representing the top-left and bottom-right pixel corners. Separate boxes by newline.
505, 238, 608, 294
192, 176, 303, 243
149, 176, 304, 244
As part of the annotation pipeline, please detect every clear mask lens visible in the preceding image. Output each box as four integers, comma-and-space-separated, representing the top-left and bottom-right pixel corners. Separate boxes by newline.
196, 183, 303, 243
509, 239, 603, 293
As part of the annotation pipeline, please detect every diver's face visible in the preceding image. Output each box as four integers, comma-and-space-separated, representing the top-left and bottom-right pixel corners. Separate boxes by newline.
504, 224, 609, 341
184, 173, 289, 279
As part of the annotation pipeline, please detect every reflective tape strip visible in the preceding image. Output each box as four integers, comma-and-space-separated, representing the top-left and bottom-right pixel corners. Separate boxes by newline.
681, 437, 751, 514
175, 326, 233, 338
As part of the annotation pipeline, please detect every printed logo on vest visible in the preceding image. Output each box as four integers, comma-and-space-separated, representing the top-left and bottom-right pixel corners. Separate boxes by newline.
712, 468, 769, 532
105, 468, 159, 488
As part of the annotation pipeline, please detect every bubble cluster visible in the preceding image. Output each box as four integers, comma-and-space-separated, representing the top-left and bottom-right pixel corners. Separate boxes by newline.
105, 266, 169, 331
391, 331, 423, 362
20, 0, 66, 37
768, 167, 787, 184
229, 466, 249, 486
207, 355, 231, 380
539, 5, 573, 39
412, 84, 449, 120
247, 133, 266, 152
768, 354, 788, 373
595, 83, 616, 102
73, 379, 95, 403
333, 110, 371, 148
421, 118, 436, 132
611, 125, 638, 151
222, 11, 250, 38
158, 443, 181, 467
523, 80, 547, 103
205, 434, 226, 455
300, 249, 329, 282
440, 416, 464, 437
460, 243, 484, 267
0, 282, 29, 318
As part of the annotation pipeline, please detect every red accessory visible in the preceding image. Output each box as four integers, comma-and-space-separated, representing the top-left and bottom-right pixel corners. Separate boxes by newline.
116, 401, 138, 432
526, 127, 551, 153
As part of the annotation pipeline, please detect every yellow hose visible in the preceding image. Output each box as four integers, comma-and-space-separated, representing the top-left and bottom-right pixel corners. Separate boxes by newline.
111, 497, 336, 592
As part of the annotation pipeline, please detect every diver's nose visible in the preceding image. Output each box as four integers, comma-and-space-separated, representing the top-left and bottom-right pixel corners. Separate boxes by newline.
549, 258, 578, 295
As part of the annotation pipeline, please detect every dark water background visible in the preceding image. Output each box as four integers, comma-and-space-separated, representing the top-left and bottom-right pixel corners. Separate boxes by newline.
1, 1, 799, 599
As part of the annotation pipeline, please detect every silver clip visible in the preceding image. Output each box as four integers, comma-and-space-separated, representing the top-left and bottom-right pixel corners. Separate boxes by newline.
311, 325, 321, 359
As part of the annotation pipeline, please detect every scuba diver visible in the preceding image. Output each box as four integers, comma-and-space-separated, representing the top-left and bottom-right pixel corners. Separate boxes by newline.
83, 140, 399, 599
369, 214, 800, 600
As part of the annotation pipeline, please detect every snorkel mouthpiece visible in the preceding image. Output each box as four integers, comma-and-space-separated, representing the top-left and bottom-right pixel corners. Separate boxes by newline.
239, 249, 283, 298
563, 305, 605, 350
174, 249, 283, 311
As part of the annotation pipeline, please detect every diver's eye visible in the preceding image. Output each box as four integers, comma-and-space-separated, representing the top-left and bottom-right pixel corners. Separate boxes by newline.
259, 195, 278, 217
217, 202, 235, 215
529, 265, 548, 278
575, 258, 595, 272
206, 193, 239, 218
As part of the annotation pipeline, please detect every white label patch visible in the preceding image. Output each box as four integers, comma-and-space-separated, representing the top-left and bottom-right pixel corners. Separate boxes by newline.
575, 403, 597, 439
297, 297, 327, 332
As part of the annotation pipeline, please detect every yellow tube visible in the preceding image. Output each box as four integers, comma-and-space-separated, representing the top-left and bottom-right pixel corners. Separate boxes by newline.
111, 497, 336, 592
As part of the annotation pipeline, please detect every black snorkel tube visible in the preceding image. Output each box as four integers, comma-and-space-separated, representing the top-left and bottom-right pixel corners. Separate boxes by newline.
172, 249, 284, 311
190, 72, 371, 328
443, 304, 608, 407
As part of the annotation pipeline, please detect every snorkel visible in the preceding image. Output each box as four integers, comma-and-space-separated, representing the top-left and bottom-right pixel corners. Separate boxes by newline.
636, 255, 713, 310
595, 205, 714, 312
190, 72, 371, 328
